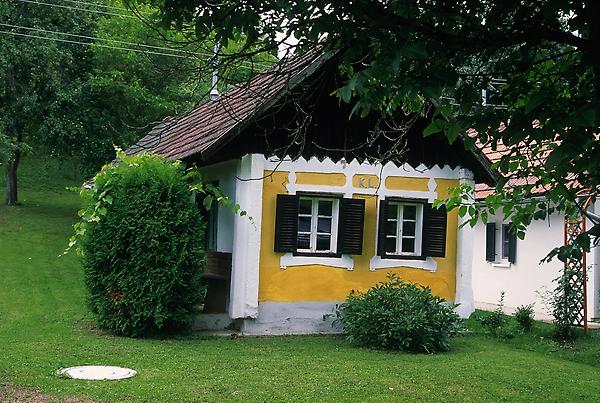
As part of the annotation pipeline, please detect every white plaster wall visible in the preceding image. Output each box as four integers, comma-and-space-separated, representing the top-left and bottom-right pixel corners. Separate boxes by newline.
198, 159, 239, 253
473, 208, 599, 322
228, 154, 264, 319
472, 213, 564, 320
241, 302, 343, 335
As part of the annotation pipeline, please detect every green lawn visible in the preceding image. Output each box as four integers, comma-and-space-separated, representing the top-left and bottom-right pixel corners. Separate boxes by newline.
1, 158, 600, 402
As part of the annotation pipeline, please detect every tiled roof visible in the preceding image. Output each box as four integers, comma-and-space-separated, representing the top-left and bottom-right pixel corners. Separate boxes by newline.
473, 127, 556, 199
127, 51, 329, 161
127, 51, 496, 184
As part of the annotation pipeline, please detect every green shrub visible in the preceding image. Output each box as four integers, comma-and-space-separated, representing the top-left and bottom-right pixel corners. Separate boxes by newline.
78, 152, 205, 337
477, 291, 508, 337
514, 304, 535, 333
336, 274, 461, 353
552, 268, 580, 342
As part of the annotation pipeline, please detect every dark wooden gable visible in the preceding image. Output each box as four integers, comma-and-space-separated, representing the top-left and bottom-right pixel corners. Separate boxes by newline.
193, 56, 493, 185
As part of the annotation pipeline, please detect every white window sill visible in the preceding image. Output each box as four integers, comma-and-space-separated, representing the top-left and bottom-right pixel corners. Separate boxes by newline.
491, 261, 512, 268
280, 253, 354, 270
369, 256, 437, 272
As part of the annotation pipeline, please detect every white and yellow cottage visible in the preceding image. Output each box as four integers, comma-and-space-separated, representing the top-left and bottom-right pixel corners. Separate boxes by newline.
128, 53, 496, 334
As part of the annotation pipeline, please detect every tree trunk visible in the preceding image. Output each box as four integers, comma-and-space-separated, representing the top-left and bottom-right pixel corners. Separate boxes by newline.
5, 146, 20, 206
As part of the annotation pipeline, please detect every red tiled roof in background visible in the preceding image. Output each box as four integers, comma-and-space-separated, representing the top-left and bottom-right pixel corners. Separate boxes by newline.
472, 125, 557, 199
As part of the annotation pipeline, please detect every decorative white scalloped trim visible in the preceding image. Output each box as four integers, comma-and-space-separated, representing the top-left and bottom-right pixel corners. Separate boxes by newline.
264, 156, 462, 180
262, 155, 465, 272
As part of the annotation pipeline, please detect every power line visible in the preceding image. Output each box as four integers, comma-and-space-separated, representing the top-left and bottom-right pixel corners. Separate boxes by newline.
0, 29, 190, 58
13, 0, 137, 19
57, 0, 149, 15
0, 22, 273, 69
0, 22, 200, 56
0, 29, 274, 71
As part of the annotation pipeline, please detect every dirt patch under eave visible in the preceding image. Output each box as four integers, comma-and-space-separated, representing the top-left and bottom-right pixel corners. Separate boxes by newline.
1, 381, 102, 403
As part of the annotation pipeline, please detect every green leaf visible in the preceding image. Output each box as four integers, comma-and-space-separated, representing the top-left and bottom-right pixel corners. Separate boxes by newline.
402, 41, 428, 60
544, 149, 562, 170
524, 92, 547, 114
423, 119, 442, 137
203, 195, 214, 210
446, 122, 460, 144
573, 103, 596, 127
589, 224, 600, 237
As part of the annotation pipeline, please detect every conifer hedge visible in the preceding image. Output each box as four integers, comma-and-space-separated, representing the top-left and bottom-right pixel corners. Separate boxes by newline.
78, 153, 205, 337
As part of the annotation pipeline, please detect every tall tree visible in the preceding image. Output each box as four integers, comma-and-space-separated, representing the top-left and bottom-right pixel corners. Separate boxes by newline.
43, 0, 210, 170
0, 0, 211, 203
132, 0, 600, 259
0, 0, 95, 204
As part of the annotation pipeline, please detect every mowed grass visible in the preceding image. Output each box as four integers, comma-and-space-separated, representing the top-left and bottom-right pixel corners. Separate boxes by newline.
1, 158, 600, 402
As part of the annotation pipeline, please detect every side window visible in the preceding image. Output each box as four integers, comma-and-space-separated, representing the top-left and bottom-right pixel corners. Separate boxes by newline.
486, 222, 517, 263
274, 194, 365, 256
206, 198, 218, 251
196, 182, 219, 252
378, 199, 447, 259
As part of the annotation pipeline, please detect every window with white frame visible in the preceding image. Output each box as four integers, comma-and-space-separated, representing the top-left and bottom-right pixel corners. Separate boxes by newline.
297, 197, 340, 254
384, 201, 424, 256
274, 194, 365, 257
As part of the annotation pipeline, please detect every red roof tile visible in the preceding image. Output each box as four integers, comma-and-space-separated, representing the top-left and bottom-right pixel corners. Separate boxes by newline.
472, 127, 559, 199
127, 51, 329, 161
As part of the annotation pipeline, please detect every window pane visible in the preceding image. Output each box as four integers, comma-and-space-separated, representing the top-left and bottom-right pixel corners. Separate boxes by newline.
316, 234, 331, 251
318, 200, 333, 216
403, 205, 417, 220
317, 217, 331, 234
388, 203, 398, 219
403, 221, 416, 236
298, 216, 311, 233
385, 237, 397, 254
402, 238, 415, 253
386, 221, 398, 236
299, 199, 312, 215
502, 225, 510, 258
297, 234, 310, 250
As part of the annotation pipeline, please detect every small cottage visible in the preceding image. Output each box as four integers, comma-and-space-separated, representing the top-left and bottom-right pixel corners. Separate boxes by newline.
128, 52, 495, 334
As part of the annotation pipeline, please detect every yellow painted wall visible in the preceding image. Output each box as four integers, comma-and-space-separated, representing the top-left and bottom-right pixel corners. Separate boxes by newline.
385, 176, 430, 191
258, 170, 459, 303
295, 172, 346, 186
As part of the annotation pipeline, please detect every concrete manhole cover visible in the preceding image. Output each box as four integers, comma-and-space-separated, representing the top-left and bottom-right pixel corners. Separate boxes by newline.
57, 366, 137, 380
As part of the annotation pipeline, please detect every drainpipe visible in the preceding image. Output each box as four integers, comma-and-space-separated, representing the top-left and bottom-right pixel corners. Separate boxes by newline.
454, 168, 475, 318
210, 42, 220, 101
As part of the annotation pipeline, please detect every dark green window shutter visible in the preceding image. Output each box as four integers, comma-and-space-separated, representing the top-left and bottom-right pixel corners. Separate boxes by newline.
337, 198, 365, 255
507, 223, 517, 263
274, 194, 299, 252
377, 199, 389, 257
423, 203, 447, 257
486, 222, 496, 262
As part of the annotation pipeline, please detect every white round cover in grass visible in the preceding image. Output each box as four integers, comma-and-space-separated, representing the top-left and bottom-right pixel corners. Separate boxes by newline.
58, 366, 137, 380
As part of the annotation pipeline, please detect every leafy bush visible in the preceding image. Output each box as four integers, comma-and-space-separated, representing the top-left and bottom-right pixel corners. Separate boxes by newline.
477, 291, 508, 337
514, 304, 535, 333
77, 152, 205, 337
552, 268, 581, 342
336, 274, 460, 353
